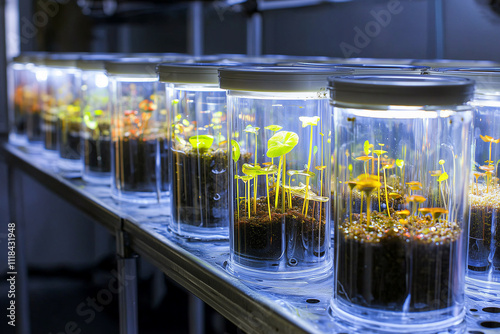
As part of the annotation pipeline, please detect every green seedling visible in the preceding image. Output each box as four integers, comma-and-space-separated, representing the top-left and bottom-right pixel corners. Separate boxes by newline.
189, 135, 214, 152
373, 144, 387, 211
267, 131, 299, 210
244, 125, 260, 212
299, 116, 320, 217
354, 174, 381, 227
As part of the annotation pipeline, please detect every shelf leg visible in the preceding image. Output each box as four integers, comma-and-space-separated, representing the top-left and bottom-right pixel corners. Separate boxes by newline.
116, 230, 138, 334
189, 293, 205, 334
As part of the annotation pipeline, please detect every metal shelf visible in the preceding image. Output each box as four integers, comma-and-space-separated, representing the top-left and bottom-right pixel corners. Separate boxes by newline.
2, 142, 499, 334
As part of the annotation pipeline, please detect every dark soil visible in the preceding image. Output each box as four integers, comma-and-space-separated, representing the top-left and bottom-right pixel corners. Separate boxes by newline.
27, 110, 42, 142
337, 211, 462, 312
234, 190, 327, 264
83, 122, 111, 173
171, 149, 228, 228
58, 118, 81, 160
42, 116, 57, 151
469, 204, 500, 271
114, 136, 168, 193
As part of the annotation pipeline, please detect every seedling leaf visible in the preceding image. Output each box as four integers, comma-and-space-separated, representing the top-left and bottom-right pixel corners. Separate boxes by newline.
189, 135, 214, 150
266, 131, 299, 158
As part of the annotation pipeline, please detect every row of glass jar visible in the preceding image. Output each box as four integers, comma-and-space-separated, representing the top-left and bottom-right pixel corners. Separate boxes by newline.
8, 53, 500, 331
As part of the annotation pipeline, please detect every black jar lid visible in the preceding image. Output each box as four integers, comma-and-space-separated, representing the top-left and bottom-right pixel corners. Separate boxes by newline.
426, 67, 500, 93
219, 66, 353, 93
328, 74, 475, 106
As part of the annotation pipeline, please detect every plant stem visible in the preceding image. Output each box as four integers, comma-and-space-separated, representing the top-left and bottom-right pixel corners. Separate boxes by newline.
377, 155, 381, 212
365, 191, 372, 227
253, 133, 258, 213
360, 192, 364, 223
302, 124, 314, 217
282, 154, 286, 213
318, 169, 324, 224
266, 174, 271, 221
275, 156, 283, 209
383, 167, 390, 218
349, 187, 353, 225
288, 174, 292, 209
247, 180, 251, 219
236, 176, 240, 221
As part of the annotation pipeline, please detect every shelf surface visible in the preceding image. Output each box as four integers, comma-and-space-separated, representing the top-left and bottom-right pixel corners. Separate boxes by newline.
2, 142, 499, 334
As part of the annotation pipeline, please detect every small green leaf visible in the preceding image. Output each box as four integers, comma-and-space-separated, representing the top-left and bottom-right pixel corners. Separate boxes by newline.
439, 159, 445, 165
438, 172, 449, 182
244, 125, 260, 135
231, 140, 240, 162
348, 164, 353, 172
313, 145, 318, 155
83, 112, 97, 130
266, 131, 299, 158
242, 163, 261, 176
182, 119, 190, 127
265, 125, 282, 132
396, 159, 404, 168
373, 150, 387, 156
299, 116, 320, 127
189, 135, 214, 150
364, 140, 372, 156
213, 111, 224, 118
94, 109, 103, 116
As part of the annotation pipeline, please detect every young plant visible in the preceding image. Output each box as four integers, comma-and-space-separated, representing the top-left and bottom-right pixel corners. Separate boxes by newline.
265, 125, 283, 166
232, 140, 241, 218
354, 174, 381, 227
373, 143, 387, 211
299, 116, 321, 217
244, 125, 260, 213
267, 131, 299, 211
189, 135, 214, 153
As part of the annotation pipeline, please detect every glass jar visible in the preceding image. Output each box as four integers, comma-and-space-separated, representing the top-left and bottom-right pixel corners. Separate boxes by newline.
78, 57, 115, 184
430, 68, 500, 300
158, 63, 240, 240
220, 66, 350, 281
107, 58, 168, 204
329, 75, 474, 330
27, 53, 48, 149
44, 56, 82, 170
8, 55, 33, 145
296, 63, 428, 75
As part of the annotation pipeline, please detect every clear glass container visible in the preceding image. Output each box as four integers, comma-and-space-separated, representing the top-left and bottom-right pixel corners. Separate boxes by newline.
295, 63, 428, 75
27, 54, 48, 148
430, 68, 500, 300
329, 75, 474, 330
158, 63, 239, 240
78, 57, 114, 184
220, 66, 349, 281
8, 55, 33, 145
44, 56, 82, 170
107, 59, 168, 204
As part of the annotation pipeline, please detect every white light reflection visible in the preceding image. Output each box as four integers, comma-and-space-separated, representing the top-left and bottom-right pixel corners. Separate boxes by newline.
95, 73, 109, 88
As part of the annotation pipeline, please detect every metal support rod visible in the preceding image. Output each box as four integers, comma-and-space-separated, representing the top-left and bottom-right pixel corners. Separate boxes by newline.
8, 166, 31, 334
189, 293, 205, 334
187, 1, 204, 57
434, 0, 444, 59
116, 230, 138, 334
246, 12, 262, 57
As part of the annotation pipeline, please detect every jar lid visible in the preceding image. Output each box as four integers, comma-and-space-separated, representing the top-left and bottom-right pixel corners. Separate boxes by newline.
219, 66, 353, 92
105, 57, 164, 77
300, 63, 428, 74
412, 59, 500, 68
157, 62, 243, 84
77, 54, 126, 71
426, 67, 500, 93
329, 75, 474, 106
